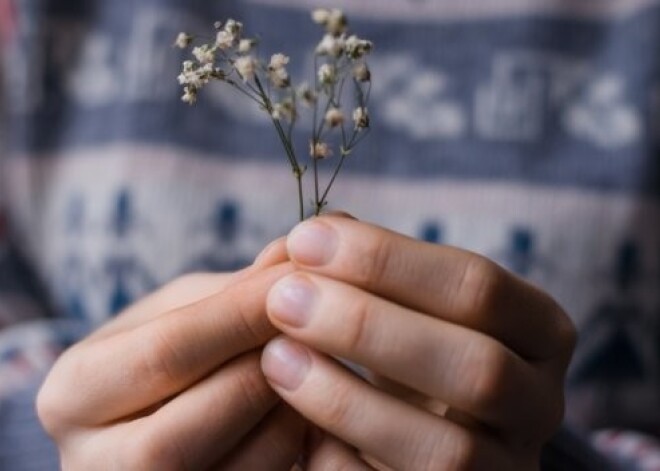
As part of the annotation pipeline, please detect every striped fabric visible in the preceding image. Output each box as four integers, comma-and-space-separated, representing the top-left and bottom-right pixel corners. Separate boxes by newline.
0, 0, 659, 468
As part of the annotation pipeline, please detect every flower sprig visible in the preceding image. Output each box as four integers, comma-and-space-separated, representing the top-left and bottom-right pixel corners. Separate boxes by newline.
175, 9, 373, 221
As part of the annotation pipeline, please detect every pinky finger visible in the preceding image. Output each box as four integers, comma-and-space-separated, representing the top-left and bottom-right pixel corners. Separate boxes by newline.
307, 433, 374, 471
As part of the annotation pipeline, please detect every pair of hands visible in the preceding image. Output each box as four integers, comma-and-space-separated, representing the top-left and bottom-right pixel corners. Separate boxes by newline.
37, 216, 576, 470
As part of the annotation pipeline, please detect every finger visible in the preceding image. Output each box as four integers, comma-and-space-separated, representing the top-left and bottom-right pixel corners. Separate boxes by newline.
38, 263, 294, 429
75, 353, 277, 470
253, 236, 289, 268
219, 403, 307, 471
285, 216, 575, 362
261, 337, 510, 471
266, 274, 555, 434
306, 433, 373, 471
87, 272, 236, 342
90, 239, 290, 343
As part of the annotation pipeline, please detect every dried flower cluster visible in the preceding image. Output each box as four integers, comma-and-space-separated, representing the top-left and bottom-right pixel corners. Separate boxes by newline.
175, 9, 373, 220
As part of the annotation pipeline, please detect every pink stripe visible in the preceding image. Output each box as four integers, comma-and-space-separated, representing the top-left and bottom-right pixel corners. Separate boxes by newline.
0, 0, 17, 46
248, 0, 660, 21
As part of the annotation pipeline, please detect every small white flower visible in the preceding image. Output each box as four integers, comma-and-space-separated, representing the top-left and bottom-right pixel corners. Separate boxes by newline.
353, 62, 371, 82
353, 107, 369, 129
326, 9, 347, 35
234, 55, 257, 81
311, 8, 331, 25
271, 99, 296, 121
238, 38, 256, 53
298, 83, 318, 106
269, 53, 290, 70
325, 107, 345, 128
182, 60, 195, 72
192, 45, 215, 64
182, 87, 197, 105
269, 66, 290, 88
174, 32, 193, 49
216, 30, 234, 49
310, 141, 333, 159
315, 34, 345, 57
224, 19, 243, 37
318, 63, 336, 85
214, 21, 223, 30
345, 35, 373, 59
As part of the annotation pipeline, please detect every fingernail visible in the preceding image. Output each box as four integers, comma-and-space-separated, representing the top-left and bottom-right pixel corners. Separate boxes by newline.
269, 275, 316, 327
288, 221, 337, 266
262, 338, 311, 391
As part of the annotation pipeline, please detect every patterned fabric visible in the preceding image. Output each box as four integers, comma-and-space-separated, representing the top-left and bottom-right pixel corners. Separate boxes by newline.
0, 0, 659, 468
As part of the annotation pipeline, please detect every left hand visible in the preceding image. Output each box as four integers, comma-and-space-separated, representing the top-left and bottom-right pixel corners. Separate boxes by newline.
260, 216, 576, 470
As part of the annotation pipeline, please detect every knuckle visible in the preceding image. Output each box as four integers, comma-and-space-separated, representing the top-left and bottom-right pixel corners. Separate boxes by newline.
140, 324, 189, 387
455, 255, 505, 317
231, 355, 275, 412
322, 381, 356, 431
463, 340, 514, 413
344, 296, 374, 353
353, 234, 392, 289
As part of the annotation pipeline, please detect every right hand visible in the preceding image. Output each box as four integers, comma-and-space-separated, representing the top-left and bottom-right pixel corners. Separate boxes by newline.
37, 239, 306, 470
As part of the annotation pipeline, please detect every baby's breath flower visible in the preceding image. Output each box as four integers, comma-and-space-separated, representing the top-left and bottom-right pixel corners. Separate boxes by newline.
311, 8, 331, 25
177, 61, 215, 88
318, 63, 336, 85
271, 99, 297, 121
238, 38, 256, 53
310, 141, 333, 159
192, 45, 216, 64
269, 53, 290, 70
326, 9, 347, 36
312, 8, 346, 35
234, 55, 257, 81
174, 32, 193, 49
269, 67, 290, 88
182, 60, 195, 72
353, 107, 369, 129
182, 87, 197, 105
315, 34, 345, 57
216, 30, 235, 50
298, 83, 318, 106
345, 35, 373, 59
176, 12, 374, 220
224, 19, 243, 37
325, 107, 344, 128
353, 62, 371, 82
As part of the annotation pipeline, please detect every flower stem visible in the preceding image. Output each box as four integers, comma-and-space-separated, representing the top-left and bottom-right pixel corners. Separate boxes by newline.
319, 153, 347, 210
253, 75, 305, 221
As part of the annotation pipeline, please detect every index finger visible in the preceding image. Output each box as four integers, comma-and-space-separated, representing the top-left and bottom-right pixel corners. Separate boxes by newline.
38, 263, 294, 428
285, 217, 575, 362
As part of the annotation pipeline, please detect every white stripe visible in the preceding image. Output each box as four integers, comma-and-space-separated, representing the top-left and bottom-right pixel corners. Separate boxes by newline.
6, 144, 660, 326
246, 0, 660, 21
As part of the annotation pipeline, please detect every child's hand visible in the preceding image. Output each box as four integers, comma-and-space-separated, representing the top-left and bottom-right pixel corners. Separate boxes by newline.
37, 240, 306, 470
261, 216, 576, 470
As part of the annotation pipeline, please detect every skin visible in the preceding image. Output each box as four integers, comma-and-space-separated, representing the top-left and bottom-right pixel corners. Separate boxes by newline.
37, 239, 307, 471
261, 216, 577, 470
38, 216, 576, 470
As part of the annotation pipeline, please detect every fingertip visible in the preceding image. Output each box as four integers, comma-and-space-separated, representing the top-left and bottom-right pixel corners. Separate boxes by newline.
253, 236, 289, 267
261, 337, 311, 392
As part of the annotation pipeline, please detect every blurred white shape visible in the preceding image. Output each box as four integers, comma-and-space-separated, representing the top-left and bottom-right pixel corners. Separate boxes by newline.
563, 74, 641, 149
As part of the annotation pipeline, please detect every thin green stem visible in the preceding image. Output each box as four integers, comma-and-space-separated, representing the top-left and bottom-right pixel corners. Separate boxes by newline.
319, 153, 347, 209
255, 74, 305, 220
